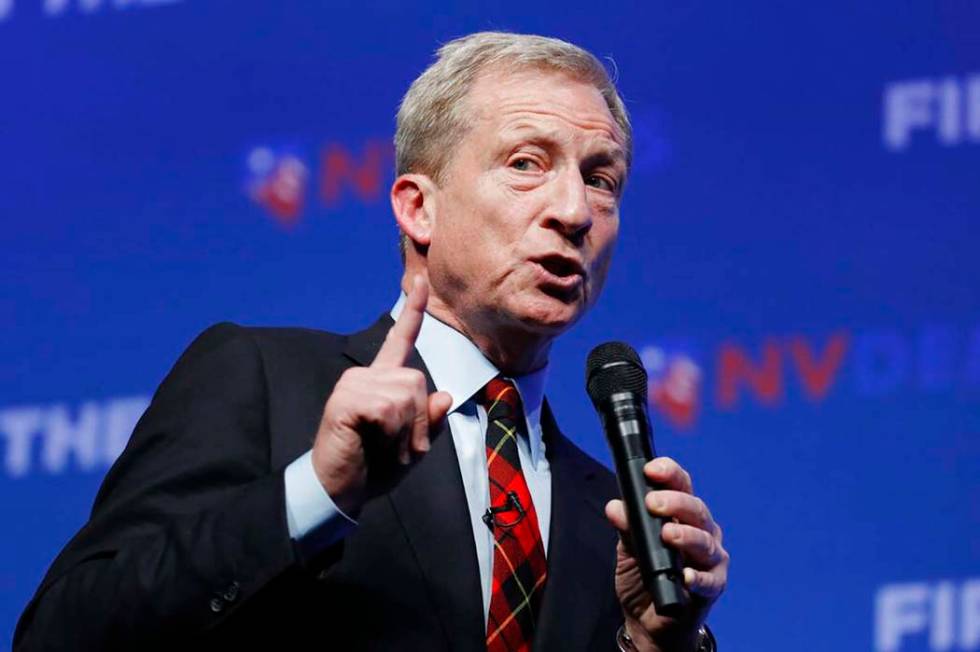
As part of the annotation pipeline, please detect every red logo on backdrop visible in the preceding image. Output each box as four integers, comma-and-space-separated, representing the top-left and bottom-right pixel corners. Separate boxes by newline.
244, 139, 393, 228
641, 344, 703, 430
640, 331, 861, 432
245, 148, 309, 227
715, 333, 849, 409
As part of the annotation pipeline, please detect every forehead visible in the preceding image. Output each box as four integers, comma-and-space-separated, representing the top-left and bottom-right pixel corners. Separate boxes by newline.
463, 67, 626, 149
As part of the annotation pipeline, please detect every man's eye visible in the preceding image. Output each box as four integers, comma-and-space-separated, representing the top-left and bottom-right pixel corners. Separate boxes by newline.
510, 157, 537, 171
585, 174, 616, 192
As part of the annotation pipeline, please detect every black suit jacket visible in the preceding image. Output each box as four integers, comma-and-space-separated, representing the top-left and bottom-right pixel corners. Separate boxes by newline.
15, 316, 622, 651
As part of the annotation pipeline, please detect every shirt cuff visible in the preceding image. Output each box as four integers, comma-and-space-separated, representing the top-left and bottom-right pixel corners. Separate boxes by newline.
284, 450, 357, 554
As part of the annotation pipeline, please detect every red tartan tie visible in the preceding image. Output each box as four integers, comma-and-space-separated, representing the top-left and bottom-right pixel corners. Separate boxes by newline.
479, 377, 547, 652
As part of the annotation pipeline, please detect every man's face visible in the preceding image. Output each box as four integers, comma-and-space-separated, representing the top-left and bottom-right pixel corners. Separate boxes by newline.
425, 67, 627, 342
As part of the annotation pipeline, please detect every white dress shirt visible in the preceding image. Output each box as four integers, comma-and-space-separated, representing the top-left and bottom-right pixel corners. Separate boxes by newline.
283, 295, 552, 623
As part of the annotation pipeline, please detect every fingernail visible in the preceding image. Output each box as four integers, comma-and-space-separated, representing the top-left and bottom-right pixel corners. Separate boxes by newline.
651, 460, 667, 475
647, 492, 664, 511
419, 439, 431, 452
683, 567, 696, 587
399, 450, 410, 465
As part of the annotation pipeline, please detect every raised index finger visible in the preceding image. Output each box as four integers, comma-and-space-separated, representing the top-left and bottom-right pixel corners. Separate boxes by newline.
372, 275, 427, 368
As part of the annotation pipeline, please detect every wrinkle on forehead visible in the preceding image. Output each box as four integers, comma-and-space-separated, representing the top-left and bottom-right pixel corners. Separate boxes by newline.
466, 68, 626, 147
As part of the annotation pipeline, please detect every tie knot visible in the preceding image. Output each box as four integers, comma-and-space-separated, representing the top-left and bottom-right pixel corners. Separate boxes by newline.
479, 377, 523, 422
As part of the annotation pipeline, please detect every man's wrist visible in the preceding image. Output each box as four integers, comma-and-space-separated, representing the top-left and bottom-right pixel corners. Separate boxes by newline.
619, 619, 657, 652
617, 621, 716, 652
284, 450, 357, 551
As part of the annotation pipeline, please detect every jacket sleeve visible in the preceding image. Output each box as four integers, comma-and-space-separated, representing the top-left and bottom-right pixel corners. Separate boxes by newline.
14, 323, 312, 650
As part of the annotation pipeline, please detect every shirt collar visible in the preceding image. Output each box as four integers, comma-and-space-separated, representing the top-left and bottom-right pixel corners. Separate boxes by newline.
391, 293, 549, 468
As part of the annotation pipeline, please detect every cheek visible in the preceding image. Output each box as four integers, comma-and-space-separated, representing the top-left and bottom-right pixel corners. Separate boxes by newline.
590, 215, 619, 260
587, 218, 619, 286
430, 216, 510, 287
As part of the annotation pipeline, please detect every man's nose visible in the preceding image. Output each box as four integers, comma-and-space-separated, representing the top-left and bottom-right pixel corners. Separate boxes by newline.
542, 167, 592, 243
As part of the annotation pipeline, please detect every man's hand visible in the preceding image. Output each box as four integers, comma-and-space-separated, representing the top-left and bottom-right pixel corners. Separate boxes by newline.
605, 457, 728, 651
311, 275, 453, 516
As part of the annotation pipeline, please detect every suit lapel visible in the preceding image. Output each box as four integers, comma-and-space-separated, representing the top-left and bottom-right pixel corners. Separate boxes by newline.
534, 402, 616, 651
344, 316, 486, 652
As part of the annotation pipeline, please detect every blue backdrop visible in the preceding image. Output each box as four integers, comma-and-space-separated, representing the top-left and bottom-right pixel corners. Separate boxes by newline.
2, 2, 978, 650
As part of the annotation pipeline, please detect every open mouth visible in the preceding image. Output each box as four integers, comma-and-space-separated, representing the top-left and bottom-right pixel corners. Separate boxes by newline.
532, 255, 586, 295
535, 254, 585, 278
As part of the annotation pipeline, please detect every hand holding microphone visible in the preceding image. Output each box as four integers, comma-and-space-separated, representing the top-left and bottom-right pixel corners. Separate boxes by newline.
587, 342, 728, 649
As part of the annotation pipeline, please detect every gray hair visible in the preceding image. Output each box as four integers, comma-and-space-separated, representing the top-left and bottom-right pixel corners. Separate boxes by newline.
396, 31, 632, 182
394, 32, 632, 260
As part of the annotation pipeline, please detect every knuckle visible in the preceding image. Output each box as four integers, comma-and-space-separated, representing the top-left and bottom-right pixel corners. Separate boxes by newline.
709, 570, 726, 596
695, 571, 711, 593
696, 498, 709, 525
369, 392, 388, 409
699, 572, 717, 595
378, 400, 401, 427
377, 402, 395, 425
391, 367, 411, 382
396, 368, 425, 391
705, 532, 718, 558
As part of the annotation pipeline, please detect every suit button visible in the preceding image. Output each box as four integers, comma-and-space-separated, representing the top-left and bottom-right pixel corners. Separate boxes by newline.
222, 581, 240, 603
209, 597, 225, 613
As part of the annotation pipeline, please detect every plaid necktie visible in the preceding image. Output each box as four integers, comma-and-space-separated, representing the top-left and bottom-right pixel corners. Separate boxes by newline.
479, 377, 547, 652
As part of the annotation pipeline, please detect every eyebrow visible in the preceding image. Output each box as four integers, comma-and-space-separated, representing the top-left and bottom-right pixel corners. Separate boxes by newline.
581, 150, 627, 173
502, 124, 627, 168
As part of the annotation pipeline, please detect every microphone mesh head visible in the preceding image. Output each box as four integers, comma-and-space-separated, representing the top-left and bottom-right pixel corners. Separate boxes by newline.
585, 341, 648, 405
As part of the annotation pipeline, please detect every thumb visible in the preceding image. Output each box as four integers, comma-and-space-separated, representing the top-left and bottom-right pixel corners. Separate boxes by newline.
605, 498, 630, 535
427, 391, 453, 424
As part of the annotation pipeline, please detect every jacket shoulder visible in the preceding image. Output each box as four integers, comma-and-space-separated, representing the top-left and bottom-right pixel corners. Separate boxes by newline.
193, 322, 350, 355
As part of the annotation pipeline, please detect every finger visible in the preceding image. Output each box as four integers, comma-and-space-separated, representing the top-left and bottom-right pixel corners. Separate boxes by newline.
352, 388, 411, 464
645, 490, 715, 531
604, 499, 629, 534
427, 391, 452, 426
348, 372, 412, 431
661, 522, 725, 568
398, 428, 411, 465
683, 567, 726, 600
645, 456, 693, 493
407, 371, 429, 456
373, 275, 427, 369
409, 391, 452, 458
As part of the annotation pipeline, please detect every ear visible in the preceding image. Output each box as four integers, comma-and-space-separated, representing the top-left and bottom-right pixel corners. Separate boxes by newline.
390, 173, 438, 248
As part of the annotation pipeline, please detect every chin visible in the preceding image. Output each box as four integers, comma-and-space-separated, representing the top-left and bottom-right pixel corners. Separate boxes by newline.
507, 293, 585, 335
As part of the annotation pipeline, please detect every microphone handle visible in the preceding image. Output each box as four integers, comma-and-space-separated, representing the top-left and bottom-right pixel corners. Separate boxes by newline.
601, 391, 688, 617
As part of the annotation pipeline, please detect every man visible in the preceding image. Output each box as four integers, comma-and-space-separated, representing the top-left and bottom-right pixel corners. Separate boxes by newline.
15, 32, 728, 651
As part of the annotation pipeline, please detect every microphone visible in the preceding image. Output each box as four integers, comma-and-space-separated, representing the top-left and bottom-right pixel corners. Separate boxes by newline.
586, 341, 688, 617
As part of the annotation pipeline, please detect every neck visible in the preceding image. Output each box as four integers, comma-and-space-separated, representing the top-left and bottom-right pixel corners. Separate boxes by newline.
401, 273, 552, 376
